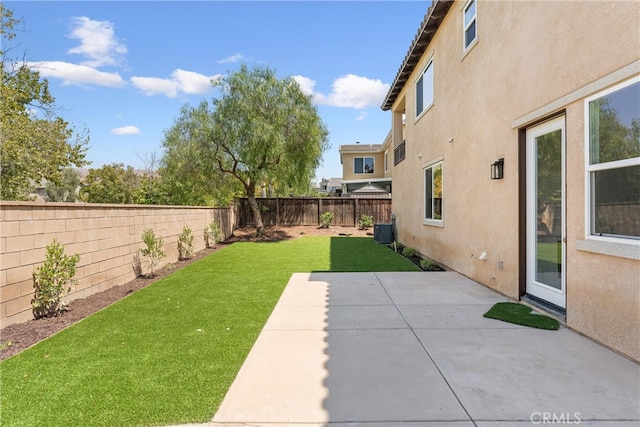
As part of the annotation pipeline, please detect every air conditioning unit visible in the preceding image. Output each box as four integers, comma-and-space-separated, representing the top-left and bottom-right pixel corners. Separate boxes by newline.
374, 223, 393, 244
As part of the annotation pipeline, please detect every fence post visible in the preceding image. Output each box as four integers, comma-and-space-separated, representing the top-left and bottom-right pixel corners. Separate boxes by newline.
354, 198, 359, 226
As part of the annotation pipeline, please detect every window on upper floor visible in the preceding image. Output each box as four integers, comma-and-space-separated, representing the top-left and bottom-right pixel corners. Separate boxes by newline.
463, 0, 477, 51
354, 157, 374, 174
425, 161, 443, 223
585, 77, 640, 240
416, 59, 434, 118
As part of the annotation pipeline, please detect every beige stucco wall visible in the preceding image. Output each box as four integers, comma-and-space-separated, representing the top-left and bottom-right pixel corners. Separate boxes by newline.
382, 132, 394, 179
341, 151, 385, 181
389, 1, 639, 360
0, 202, 234, 328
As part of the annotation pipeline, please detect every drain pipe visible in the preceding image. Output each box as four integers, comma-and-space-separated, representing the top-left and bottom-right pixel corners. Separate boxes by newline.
391, 213, 397, 250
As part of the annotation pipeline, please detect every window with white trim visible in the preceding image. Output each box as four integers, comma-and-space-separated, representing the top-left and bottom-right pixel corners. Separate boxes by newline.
586, 77, 640, 240
354, 157, 374, 174
463, 0, 477, 50
416, 59, 433, 118
424, 161, 443, 221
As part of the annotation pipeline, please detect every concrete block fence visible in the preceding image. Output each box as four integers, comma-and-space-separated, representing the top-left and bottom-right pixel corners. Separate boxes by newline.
0, 202, 235, 328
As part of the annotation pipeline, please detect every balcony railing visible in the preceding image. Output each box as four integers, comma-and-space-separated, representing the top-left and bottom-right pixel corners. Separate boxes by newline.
394, 140, 406, 165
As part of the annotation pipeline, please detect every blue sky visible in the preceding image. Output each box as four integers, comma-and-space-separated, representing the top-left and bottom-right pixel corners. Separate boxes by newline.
7, 1, 430, 182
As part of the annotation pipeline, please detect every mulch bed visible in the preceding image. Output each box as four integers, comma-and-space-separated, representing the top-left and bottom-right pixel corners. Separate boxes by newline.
0, 225, 372, 361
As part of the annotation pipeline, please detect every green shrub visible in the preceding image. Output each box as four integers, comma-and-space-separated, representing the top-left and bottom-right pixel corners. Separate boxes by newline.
358, 214, 373, 230
132, 252, 143, 277
32, 239, 80, 318
204, 221, 223, 248
402, 246, 417, 258
319, 211, 334, 228
140, 228, 165, 277
178, 225, 194, 260
420, 257, 441, 271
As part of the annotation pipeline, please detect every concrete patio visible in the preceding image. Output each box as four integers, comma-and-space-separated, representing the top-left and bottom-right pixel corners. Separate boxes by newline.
180, 271, 640, 426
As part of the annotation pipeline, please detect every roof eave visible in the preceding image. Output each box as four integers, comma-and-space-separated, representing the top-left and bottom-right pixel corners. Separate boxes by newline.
381, 0, 454, 111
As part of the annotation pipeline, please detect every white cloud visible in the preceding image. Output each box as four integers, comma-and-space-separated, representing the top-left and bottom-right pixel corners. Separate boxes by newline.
292, 75, 317, 96
131, 69, 222, 97
172, 69, 222, 94
319, 74, 390, 109
356, 111, 368, 122
293, 74, 390, 110
111, 126, 140, 135
218, 53, 248, 64
67, 16, 127, 68
27, 61, 125, 87
131, 76, 180, 97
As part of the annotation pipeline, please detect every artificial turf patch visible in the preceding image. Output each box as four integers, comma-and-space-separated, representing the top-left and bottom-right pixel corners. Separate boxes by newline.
483, 302, 559, 330
0, 236, 418, 427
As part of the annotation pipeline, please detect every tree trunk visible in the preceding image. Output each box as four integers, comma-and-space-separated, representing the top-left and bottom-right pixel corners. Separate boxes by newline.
247, 195, 265, 236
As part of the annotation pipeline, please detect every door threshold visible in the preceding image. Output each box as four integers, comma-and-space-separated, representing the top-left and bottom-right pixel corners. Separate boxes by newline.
522, 294, 566, 323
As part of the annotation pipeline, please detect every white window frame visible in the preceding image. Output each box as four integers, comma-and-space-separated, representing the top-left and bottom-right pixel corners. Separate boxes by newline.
415, 58, 434, 119
463, 0, 478, 53
354, 156, 375, 175
423, 158, 444, 227
583, 75, 640, 243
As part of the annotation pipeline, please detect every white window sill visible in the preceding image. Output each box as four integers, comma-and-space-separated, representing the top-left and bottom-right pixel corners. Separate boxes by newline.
423, 219, 444, 228
575, 239, 640, 260
415, 101, 434, 123
461, 36, 479, 61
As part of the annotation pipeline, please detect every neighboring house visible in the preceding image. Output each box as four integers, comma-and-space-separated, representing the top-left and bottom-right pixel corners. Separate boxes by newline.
339, 131, 393, 197
318, 177, 343, 196
350, 183, 391, 199
382, 0, 639, 361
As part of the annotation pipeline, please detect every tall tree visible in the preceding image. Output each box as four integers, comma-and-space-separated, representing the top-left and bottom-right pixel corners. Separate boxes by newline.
80, 163, 139, 204
46, 168, 81, 202
163, 65, 329, 234
0, 6, 88, 200
160, 102, 242, 207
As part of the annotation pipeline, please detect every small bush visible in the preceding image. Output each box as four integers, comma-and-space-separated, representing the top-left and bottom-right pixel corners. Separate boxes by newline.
319, 211, 334, 228
178, 225, 194, 260
204, 221, 223, 248
358, 214, 373, 230
140, 228, 165, 277
402, 246, 417, 258
420, 257, 441, 271
32, 239, 80, 318
132, 252, 143, 277
391, 241, 404, 252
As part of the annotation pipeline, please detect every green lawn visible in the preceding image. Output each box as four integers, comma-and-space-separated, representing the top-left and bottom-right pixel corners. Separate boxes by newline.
0, 236, 418, 427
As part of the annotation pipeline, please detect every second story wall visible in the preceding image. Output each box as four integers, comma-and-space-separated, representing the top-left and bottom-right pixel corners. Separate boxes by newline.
340, 148, 385, 181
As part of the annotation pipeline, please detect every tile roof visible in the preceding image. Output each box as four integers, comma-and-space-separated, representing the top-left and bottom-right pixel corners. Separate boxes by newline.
381, 0, 453, 111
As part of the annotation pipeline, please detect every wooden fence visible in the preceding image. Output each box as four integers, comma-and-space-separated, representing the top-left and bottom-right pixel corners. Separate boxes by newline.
236, 197, 392, 227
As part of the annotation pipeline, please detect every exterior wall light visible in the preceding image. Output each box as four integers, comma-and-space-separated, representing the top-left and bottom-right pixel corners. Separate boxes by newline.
491, 158, 504, 180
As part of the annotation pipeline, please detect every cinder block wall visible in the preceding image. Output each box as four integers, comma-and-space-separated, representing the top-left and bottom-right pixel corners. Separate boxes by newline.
0, 202, 235, 328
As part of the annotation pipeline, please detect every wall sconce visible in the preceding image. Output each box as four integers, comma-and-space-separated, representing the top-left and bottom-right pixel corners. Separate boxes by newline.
491, 158, 504, 180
